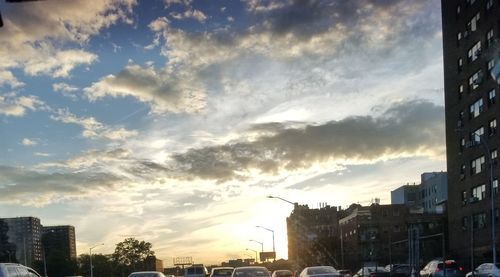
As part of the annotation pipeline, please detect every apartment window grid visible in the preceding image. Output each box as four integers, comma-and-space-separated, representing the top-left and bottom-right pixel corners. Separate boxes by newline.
489, 89, 496, 105
467, 12, 481, 33
469, 70, 483, 91
471, 126, 485, 143
487, 29, 494, 47
489, 118, 497, 135
471, 155, 486, 174
472, 184, 487, 200
470, 98, 484, 118
468, 41, 482, 62
473, 212, 487, 229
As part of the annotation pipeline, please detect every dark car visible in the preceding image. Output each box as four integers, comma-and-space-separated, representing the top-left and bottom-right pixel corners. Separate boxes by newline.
420, 260, 465, 277
385, 264, 411, 277
353, 267, 390, 277
299, 266, 341, 277
232, 267, 271, 277
272, 270, 294, 277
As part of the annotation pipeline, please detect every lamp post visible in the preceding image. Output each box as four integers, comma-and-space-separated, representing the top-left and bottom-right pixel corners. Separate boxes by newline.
246, 248, 258, 263
249, 239, 264, 252
267, 196, 297, 206
89, 243, 104, 277
256, 226, 275, 259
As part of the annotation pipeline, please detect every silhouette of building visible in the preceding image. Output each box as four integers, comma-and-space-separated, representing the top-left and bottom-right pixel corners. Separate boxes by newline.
2, 217, 43, 268
441, 0, 500, 266
42, 225, 77, 260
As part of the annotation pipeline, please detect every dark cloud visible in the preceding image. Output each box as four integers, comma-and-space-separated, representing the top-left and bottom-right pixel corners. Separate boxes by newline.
172, 99, 444, 181
0, 166, 121, 204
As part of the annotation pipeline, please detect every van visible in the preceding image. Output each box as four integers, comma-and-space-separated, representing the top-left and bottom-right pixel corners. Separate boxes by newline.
0, 263, 41, 277
185, 265, 208, 277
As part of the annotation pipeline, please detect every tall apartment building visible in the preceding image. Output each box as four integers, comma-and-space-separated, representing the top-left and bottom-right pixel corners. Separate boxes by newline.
442, 0, 500, 266
286, 203, 341, 269
2, 217, 43, 267
42, 225, 77, 260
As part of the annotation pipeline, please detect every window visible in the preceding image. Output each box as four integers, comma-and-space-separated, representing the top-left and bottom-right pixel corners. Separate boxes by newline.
458, 111, 464, 127
462, 216, 469, 229
458, 58, 463, 72
468, 41, 482, 62
469, 70, 483, 91
471, 127, 485, 143
467, 0, 476, 5
471, 155, 486, 174
489, 89, 496, 105
489, 119, 497, 135
462, 190, 468, 205
473, 213, 487, 229
467, 12, 480, 32
487, 0, 493, 10
457, 32, 463, 45
494, 179, 498, 194
488, 59, 495, 74
487, 29, 494, 47
456, 5, 461, 16
471, 184, 486, 200
460, 164, 466, 180
492, 149, 498, 163
470, 98, 484, 118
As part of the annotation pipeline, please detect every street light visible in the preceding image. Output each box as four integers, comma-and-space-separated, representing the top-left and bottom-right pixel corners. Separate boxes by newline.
89, 243, 104, 277
460, 130, 496, 264
256, 226, 275, 259
267, 195, 297, 206
246, 248, 258, 263
249, 239, 264, 252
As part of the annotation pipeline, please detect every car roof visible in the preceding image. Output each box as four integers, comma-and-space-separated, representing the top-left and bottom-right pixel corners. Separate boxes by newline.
235, 267, 268, 270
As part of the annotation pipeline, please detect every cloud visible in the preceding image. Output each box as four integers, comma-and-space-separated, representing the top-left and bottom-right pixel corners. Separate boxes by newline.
0, 166, 121, 206
0, 0, 136, 79
0, 93, 46, 117
34, 152, 51, 157
170, 9, 208, 22
84, 63, 206, 114
53, 82, 80, 99
21, 138, 38, 146
50, 108, 138, 141
0, 70, 24, 88
171, 99, 445, 181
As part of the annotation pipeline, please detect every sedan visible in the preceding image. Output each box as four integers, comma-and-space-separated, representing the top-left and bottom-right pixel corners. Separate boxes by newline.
299, 266, 341, 277
466, 263, 500, 277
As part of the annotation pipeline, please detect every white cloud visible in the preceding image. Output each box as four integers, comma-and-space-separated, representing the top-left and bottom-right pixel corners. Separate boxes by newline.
84, 63, 206, 114
170, 9, 208, 22
0, 93, 46, 117
0, 70, 24, 88
21, 138, 38, 146
53, 82, 79, 99
50, 108, 138, 141
34, 152, 51, 157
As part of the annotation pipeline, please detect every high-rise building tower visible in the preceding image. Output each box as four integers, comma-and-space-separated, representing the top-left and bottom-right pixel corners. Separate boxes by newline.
42, 225, 77, 260
442, 0, 500, 266
2, 217, 43, 267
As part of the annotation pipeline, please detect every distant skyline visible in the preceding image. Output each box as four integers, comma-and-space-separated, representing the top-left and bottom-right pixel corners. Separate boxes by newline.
0, 0, 445, 264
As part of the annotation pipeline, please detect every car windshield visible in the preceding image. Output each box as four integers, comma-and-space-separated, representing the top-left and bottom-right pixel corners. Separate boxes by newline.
213, 269, 233, 276
308, 267, 336, 274
234, 269, 270, 277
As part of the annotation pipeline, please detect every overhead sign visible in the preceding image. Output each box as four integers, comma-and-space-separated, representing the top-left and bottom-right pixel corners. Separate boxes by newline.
174, 257, 193, 266
259, 252, 276, 261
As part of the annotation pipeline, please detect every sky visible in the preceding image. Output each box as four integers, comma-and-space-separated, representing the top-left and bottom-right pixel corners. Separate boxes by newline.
0, 0, 446, 265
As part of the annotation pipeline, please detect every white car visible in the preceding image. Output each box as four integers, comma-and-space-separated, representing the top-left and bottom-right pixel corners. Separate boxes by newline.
0, 263, 41, 277
232, 266, 271, 277
299, 266, 341, 277
211, 267, 234, 277
128, 271, 166, 277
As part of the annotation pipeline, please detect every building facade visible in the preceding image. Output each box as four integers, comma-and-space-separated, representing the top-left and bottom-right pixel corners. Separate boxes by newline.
391, 184, 420, 207
442, 0, 500, 266
287, 203, 341, 269
42, 225, 77, 260
419, 172, 448, 213
2, 217, 43, 268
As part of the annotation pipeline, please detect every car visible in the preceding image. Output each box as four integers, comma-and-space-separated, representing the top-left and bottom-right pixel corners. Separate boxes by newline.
299, 266, 341, 277
337, 270, 351, 277
232, 266, 271, 277
0, 263, 41, 277
465, 263, 500, 277
353, 267, 389, 277
420, 260, 465, 277
185, 265, 209, 277
128, 272, 167, 277
272, 270, 294, 277
211, 267, 234, 277
384, 264, 411, 277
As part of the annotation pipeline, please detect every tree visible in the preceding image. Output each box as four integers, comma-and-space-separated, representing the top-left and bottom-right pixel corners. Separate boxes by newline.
112, 237, 155, 275
77, 253, 114, 277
